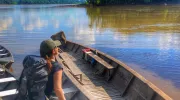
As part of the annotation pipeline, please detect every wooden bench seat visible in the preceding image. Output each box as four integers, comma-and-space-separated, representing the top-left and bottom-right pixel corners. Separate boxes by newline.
0, 89, 18, 97
83, 50, 115, 81
0, 49, 4, 52
85, 51, 113, 69
0, 77, 16, 83
0, 53, 8, 56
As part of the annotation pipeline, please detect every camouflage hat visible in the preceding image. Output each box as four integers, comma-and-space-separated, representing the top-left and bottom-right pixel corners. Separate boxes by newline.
40, 39, 61, 57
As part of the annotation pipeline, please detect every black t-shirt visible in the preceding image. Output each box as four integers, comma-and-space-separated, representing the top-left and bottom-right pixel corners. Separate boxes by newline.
45, 61, 63, 97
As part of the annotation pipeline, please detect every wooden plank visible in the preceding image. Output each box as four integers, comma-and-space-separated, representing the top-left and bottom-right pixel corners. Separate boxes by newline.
0, 49, 4, 52
66, 42, 74, 50
132, 78, 155, 100
110, 67, 134, 95
90, 91, 110, 99
71, 44, 76, 51
76, 46, 85, 54
72, 44, 79, 53
75, 45, 80, 53
55, 55, 96, 100
0, 53, 8, 56
59, 53, 81, 75
99, 55, 111, 63
152, 93, 164, 100
121, 75, 135, 96
63, 87, 78, 94
85, 51, 114, 69
0, 77, 16, 83
0, 89, 18, 97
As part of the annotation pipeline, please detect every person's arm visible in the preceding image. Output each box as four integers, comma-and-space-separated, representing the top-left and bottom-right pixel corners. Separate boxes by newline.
53, 70, 66, 100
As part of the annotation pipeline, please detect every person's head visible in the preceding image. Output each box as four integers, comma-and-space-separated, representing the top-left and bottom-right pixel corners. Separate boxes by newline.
40, 39, 61, 59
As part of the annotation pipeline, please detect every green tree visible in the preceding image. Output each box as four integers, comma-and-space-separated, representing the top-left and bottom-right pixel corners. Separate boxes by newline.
0, 0, 14, 4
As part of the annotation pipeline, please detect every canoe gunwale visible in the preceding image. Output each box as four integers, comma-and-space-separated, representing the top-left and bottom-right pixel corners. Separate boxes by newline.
0, 45, 14, 73
66, 40, 172, 100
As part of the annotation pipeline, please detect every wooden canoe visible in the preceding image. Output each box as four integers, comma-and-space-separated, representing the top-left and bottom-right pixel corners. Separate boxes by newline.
51, 32, 172, 100
0, 45, 14, 72
0, 45, 17, 100
0, 34, 173, 100
0, 66, 18, 100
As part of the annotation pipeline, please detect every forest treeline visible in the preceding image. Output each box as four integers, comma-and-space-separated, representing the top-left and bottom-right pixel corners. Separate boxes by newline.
0, 0, 85, 4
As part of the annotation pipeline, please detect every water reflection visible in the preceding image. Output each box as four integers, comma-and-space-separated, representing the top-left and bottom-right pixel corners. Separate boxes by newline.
86, 6, 180, 33
86, 6, 180, 51
23, 18, 48, 31
0, 17, 12, 32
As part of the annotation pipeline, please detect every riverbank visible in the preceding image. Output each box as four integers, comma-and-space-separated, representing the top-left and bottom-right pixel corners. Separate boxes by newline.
0, 0, 85, 5
0, 0, 179, 6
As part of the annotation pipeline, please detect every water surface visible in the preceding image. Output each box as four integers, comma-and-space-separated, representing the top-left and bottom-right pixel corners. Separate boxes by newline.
0, 5, 180, 99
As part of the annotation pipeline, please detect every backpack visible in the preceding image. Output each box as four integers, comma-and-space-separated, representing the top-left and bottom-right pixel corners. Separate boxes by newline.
16, 55, 48, 100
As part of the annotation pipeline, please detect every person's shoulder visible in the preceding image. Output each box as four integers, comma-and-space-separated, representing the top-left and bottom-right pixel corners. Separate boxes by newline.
52, 61, 63, 73
53, 61, 62, 67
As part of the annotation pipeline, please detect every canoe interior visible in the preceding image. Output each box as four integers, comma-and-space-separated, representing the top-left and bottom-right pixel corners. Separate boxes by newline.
0, 68, 18, 100
0, 46, 12, 59
59, 41, 171, 100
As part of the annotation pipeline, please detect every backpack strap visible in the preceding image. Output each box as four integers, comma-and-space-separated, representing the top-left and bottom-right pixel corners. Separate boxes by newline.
15, 68, 28, 100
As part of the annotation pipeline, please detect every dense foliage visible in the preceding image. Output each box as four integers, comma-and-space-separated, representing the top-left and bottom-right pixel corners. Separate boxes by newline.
19, 0, 83, 4
86, 0, 180, 5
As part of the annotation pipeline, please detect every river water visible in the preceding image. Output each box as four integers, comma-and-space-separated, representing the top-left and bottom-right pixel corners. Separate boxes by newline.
0, 5, 180, 99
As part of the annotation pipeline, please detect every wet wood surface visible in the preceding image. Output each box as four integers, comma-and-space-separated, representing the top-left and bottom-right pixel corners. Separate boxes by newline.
59, 51, 124, 100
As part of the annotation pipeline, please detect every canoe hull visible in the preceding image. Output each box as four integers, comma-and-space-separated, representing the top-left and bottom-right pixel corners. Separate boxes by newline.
58, 40, 172, 100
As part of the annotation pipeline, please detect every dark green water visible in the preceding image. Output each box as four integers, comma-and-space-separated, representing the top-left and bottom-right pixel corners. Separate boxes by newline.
0, 5, 180, 99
